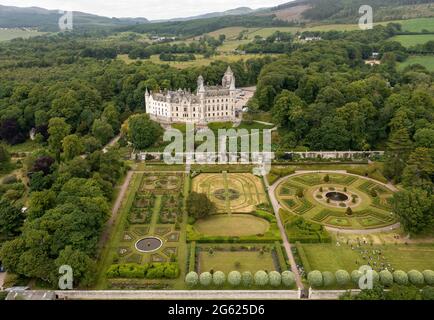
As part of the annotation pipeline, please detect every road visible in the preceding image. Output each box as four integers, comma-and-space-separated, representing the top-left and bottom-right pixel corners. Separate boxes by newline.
263, 175, 305, 290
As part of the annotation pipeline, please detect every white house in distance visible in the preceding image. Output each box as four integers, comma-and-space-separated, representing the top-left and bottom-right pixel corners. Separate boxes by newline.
145, 66, 239, 125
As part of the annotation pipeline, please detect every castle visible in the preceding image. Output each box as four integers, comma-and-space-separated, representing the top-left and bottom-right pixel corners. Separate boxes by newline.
145, 66, 238, 125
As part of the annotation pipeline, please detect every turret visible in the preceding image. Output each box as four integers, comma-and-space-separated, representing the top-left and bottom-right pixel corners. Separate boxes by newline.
222, 66, 235, 89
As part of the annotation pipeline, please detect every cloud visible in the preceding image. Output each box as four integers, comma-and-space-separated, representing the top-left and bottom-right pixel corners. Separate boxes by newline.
0, 0, 290, 19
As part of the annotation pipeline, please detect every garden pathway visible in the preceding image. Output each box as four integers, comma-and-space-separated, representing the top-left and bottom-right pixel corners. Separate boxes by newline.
263, 175, 305, 290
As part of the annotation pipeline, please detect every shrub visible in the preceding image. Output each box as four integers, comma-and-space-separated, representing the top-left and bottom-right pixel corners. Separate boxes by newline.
200, 272, 213, 286
296, 189, 304, 198
351, 270, 362, 285
346, 207, 353, 216
422, 286, 434, 300
213, 271, 226, 286
2, 174, 17, 185
308, 270, 323, 288
269, 271, 281, 287
372, 270, 379, 284
242, 271, 253, 287
393, 270, 408, 285
370, 189, 377, 197
322, 271, 335, 287
228, 271, 242, 287
408, 270, 424, 286
324, 175, 330, 183
281, 271, 295, 287
335, 270, 350, 287
185, 272, 199, 287
254, 271, 269, 286
422, 270, 434, 285
379, 270, 393, 287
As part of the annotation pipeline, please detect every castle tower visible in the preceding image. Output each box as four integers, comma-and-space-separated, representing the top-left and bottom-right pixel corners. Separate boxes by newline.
222, 66, 234, 88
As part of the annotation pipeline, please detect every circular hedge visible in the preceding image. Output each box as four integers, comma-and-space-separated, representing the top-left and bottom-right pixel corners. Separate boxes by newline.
422, 270, 434, 285
335, 270, 350, 286
254, 270, 269, 286
393, 270, 408, 285
308, 270, 323, 288
185, 271, 199, 287
281, 271, 296, 287
213, 271, 226, 286
228, 271, 242, 287
269, 271, 282, 287
322, 271, 335, 287
408, 270, 424, 286
351, 270, 362, 285
242, 271, 253, 287
372, 270, 379, 284
379, 270, 393, 287
199, 272, 213, 286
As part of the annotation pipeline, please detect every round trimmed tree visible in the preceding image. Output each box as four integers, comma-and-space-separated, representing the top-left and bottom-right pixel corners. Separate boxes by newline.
351, 270, 362, 285
185, 271, 199, 287
322, 271, 335, 287
408, 270, 424, 286
254, 270, 269, 286
393, 270, 408, 285
281, 271, 295, 288
422, 270, 434, 285
200, 272, 212, 286
372, 270, 379, 284
268, 271, 281, 287
379, 270, 393, 287
335, 270, 350, 287
228, 271, 242, 287
307, 270, 323, 288
242, 271, 253, 287
213, 271, 226, 286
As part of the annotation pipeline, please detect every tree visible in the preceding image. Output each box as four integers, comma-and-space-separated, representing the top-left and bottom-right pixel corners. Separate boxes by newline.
379, 270, 393, 287
185, 271, 199, 287
0, 144, 10, 167
414, 128, 434, 149
32, 156, 55, 175
186, 192, 216, 219
383, 128, 413, 182
402, 148, 434, 193
199, 272, 212, 286
212, 271, 226, 286
55, 246, 96, 287
0, 199, 24, 236
254, 270, 269, 286
423, 270, 434, 285
228, 271, 242, 287
282, 271, 296, 287
393, 188, 434, 234
269, 271, 281, 287
242, 271, 253, 287
393, 270, 408, 285
102, 103, 121, 133
92, 119, 114, 145
48, 117, 71, 161
408, 270, 424, 286
322, 271, 335, 287
62, 134, 84, 160
128, 114, 163, 150
335, 269, 350, 286
308, 270, 323, 288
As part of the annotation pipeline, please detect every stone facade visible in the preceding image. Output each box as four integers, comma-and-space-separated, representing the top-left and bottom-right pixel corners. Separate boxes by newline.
145, 66, 238, 125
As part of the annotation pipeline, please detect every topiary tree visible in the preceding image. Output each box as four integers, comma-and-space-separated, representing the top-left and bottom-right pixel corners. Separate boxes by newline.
372, 270, 379, 284
296, 189, 304, 198
281, 271, 295, 288
254, 270, 269, 286
213, 271, 226, 286
242, 271, 253, 287
268, 271, 281, 287
379, 270, 393, 287
351, 270, 362, 285
322, 271, 335, 287
185, 271, 199, 287
200, 272, 212, 286
408, 270, 424, 286
346, 207, 353, 216
335, 270, 350, 287
393, 270, 408, 285
307, 270, 323, 288
422, 270, 434, 285
324, 175, 330, 183
227, 271, 242, 287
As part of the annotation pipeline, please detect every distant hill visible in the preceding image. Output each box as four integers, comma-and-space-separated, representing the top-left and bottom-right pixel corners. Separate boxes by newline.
155, 7, 255, 22
0, 5, 148, 31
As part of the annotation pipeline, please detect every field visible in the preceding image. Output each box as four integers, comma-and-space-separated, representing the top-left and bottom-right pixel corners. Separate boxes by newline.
391, 34, 434, 47
198, 250, 277, 274
194, 214, 270, 237
386, 17, 434, 32
0, 28, 46, 41
118, 53, 279, 69
300, 243, 434, 273
399, 55, 434, 71
274, 172, 397, 230
192, 172, 268, 213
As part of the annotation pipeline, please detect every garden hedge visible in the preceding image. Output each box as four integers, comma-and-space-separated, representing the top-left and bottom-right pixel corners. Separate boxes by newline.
408, 270, 424, 286
335, 270, 350, 286
228, 271, 242, 287
351, 270, 362, 285
269, 271, 282, 287
393, 270, 408, 285
242, 271, 253, 287
213, 271, 226, 286
379, 270, 393, 287
200, 272, 212, 286
322, 271, 335, 287
423, 270, 434, 285
281, 271, 296, 288
308, 270, 323, 288
254, 270, 269, 286
185, 271, 199, 287
106, 263, 179, 279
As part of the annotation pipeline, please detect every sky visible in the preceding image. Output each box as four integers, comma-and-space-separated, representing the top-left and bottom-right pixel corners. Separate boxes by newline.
0, 0, 291, 20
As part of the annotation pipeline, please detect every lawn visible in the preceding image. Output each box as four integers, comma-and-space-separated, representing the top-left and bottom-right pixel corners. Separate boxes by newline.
391, 34, 434, 47
0, 29, 46, 41
194, 214, 270, 237
385, 17, 434, 32
199, 250, 276, 274
301, 243, 434, 273
399, 55, 434, 71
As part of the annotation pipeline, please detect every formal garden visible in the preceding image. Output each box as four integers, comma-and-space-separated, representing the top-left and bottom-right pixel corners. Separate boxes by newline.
275, 172, 397, 230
